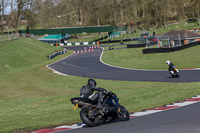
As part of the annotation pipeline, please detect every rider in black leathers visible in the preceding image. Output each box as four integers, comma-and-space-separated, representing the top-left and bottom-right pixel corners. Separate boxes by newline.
166, 60, 175, 71
80, 79, 109, 107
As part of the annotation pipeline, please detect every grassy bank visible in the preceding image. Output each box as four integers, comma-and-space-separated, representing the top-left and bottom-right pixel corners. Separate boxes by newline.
0, 38, 200, 133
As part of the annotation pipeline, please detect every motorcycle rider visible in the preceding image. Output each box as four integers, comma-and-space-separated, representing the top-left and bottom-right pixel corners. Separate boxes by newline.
80, 79, 111, 107
166, 60, 176, 74
109, 44, 114, 50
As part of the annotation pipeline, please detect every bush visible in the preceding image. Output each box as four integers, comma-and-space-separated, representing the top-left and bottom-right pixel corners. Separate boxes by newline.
186, 18, 198, 23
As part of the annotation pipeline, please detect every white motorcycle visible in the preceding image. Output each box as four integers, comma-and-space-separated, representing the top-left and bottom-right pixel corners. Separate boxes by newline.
170, 67, 179, 78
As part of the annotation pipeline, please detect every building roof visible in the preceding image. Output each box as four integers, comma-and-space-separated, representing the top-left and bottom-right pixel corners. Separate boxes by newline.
158, 30, 200, 40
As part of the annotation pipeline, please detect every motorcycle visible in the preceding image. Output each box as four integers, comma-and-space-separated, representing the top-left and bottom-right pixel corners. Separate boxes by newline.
71, 92, 130, 127
109, 45, 114, 50
170, 67, 179, 78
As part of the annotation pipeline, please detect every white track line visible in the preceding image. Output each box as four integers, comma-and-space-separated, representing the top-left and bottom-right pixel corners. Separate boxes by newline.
46, 53, 77, 76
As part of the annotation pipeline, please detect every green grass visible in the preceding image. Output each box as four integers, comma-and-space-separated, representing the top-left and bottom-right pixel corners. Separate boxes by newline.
0, 38, 200, 133
102, 46, 200, 70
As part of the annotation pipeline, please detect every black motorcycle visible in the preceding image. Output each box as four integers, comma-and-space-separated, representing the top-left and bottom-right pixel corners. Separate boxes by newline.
71, 92, 130, 127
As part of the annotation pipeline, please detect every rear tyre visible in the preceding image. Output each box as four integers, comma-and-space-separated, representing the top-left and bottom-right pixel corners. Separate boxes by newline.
117, 105, 130, 121
80, 107, 101, 127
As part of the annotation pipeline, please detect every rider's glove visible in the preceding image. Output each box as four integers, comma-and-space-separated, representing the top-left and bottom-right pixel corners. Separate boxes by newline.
107, 91, 113, 96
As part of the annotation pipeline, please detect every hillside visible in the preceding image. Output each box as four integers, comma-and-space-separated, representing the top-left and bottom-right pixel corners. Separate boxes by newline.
0, 38, 62, 77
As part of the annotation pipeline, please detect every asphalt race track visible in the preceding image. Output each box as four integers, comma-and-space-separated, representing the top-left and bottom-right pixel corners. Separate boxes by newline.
48, 45, 200, 82
57, 102, 200, 133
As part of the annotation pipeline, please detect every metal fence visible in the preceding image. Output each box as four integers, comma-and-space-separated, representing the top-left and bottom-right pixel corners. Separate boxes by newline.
0, 34, 20, 42
0, 33, 37, 43
157, 35, 183, 48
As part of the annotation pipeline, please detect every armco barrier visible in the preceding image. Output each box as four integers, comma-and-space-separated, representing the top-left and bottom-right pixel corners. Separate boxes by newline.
98, 36, 157, 45
99, 38, 138, 44
53, 42, 97, 46
127, 43, 146, 48
92, 36, 108, 42
142, 41, 200, 54
47, 49, 67, 59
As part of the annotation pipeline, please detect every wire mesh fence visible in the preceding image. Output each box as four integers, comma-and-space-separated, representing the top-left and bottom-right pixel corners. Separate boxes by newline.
157, 34, 183, 48
0, 34, 20, 42
0, 33, 37, 43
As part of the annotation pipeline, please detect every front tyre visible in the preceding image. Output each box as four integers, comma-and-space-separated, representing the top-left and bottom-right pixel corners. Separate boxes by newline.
176, 74, 179, 78
176, 72, 179, 78
117, 105, 130, 121
80, 107, 101, 127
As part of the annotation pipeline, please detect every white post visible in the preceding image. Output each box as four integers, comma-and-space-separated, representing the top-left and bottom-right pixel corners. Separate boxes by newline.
177, 34, 181, 46
168, 36, 170, 47
22, 26, 24, 37
6, 27, 9, 39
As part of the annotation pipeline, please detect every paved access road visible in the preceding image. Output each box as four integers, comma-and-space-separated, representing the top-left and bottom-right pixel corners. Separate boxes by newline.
48, 46, 200, 82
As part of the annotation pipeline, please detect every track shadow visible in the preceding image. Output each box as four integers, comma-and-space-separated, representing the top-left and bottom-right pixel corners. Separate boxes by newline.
82, 119, 127, 128
166, 76, 179, 78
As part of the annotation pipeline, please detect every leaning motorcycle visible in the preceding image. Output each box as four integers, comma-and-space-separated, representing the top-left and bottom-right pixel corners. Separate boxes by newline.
170, 67, 179, 78
71, 92, 130, 127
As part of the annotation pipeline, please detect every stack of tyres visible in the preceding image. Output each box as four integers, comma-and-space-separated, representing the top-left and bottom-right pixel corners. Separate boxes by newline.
47, 49, 67, 59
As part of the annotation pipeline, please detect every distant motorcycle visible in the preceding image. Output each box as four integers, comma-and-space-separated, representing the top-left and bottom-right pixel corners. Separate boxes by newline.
109, 45, 114, 50
71, 92, 130, 127
169, 67, 179, 78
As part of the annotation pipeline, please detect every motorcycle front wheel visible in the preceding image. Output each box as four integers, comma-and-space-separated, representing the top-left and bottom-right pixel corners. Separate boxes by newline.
80, 107, 102, 127
117, 105, 130, 121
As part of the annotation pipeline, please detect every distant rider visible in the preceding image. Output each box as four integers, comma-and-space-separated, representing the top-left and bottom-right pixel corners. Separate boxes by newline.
120, 40, 124, 45
80, 79, 111, 107
109, 45, 114, 50
166, 60, 176, 73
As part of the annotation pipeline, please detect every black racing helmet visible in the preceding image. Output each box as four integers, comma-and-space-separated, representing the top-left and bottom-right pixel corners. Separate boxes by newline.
87, 79, 96, 87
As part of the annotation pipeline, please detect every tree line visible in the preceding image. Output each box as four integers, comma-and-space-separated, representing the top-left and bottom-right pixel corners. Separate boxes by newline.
0, 0, 200, 33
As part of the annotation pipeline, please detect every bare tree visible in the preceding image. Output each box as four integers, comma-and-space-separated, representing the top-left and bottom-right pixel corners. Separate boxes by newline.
13, 0, 26, 33
3, 0, 200, 31
0, 0, 8, 33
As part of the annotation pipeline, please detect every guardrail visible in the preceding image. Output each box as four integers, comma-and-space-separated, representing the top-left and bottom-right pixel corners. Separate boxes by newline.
99, 38, 138, 44
127, 43, 146, 48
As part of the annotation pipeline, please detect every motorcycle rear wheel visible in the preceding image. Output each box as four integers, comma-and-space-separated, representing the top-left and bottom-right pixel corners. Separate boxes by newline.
80, 107, 102, 127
